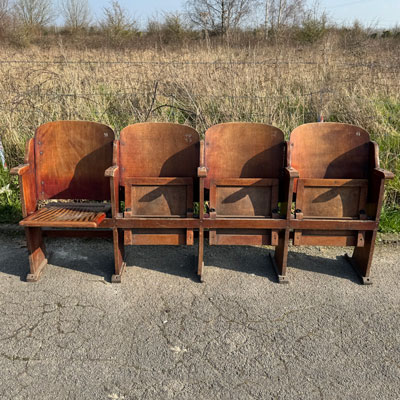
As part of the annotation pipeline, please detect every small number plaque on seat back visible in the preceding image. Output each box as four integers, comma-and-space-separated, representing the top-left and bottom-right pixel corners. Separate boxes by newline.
296, 179, 368, 219
210, 178, 279, 218
124, 178, 193, 218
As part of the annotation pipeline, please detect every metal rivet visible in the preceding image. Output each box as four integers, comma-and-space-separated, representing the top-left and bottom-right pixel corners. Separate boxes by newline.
41, 181, 44, 185
40, 151, 43, 155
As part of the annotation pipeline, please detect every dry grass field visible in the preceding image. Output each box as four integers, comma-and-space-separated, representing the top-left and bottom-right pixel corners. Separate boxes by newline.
0, 38, 399, 227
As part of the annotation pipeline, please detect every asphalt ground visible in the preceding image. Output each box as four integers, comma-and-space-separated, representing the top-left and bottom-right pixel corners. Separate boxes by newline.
0, 228, 399, 399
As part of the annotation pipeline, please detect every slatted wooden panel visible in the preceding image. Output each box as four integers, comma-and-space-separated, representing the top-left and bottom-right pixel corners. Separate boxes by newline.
35, 121, 115, 200
119, 123, 200, 181
290, 123, 370, 180
20, 203, 110, 228
204, 123, 285, 189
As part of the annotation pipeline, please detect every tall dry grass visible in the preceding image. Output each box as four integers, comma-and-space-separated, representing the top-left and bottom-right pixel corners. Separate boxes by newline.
0, 37, 399, 208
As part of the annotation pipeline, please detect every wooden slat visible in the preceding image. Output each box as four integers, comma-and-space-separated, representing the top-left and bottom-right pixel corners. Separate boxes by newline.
212, 178, 279, 187
215, 234, 272, 246
299, 178, 369, 187
290, 219, 377, 230
124, 177, 193, 186
20, 203, 110, 228
130, 233, 187, 245
116, 218, 201, 229
296, 234, 358, 246
203, 219, 287, 229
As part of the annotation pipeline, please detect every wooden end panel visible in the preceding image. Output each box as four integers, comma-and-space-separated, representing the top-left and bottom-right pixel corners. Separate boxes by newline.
210, 178, 279, 218
296, 179, 368, 219
295, 230, 358, 246
20, 138, 38, 217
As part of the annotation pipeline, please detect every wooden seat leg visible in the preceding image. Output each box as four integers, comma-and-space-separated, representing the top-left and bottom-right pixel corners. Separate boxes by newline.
112, 228, 126, 283
25, 227, 48, 282
197, 226, 205, 283
270, 229, 290, 284
345, 230, 376, 285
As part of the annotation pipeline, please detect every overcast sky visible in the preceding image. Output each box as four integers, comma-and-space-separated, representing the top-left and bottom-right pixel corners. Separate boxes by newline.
87, 0, 400, 29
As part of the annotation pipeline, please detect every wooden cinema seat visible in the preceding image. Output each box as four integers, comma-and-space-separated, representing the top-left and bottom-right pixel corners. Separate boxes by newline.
289, 122, 394, 284
106, 122, 201, 283
11, 121, 115, 282
197, 122, 298, 283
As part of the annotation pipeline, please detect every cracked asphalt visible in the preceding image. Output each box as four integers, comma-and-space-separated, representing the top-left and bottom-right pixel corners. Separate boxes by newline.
0, 228, 399, 399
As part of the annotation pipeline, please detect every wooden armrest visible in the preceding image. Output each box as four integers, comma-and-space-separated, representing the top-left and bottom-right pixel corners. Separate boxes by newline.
283, 166, 299, 179
198, 166, 208, 178
373, 168, 394, 180
125, 177, 193, 185
105, 165, 119, 177
10, 164, 30, 176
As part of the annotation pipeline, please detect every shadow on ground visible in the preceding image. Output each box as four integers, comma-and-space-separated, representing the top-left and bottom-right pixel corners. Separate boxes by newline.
0, 231, 360, 284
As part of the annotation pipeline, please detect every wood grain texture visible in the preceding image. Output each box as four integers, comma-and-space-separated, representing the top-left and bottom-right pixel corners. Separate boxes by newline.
210, 178, 279, 218
296, 178, 368, 219
25, 227, 47, 282
18, 139, 37, 216
117, 123, 199, 248
35, 121, 114, 200
204, 122, 285, 189
290, 122, 370, 181
119, 123, 200, 181
20, 203, 110, 228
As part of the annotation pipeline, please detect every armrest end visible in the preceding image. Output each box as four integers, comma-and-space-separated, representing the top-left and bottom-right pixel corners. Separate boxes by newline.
105, 165, 119, 178
10, 164, 30, 176
198, 166, 208, 178
374, 168, 394, 180
284, 167, 299, 179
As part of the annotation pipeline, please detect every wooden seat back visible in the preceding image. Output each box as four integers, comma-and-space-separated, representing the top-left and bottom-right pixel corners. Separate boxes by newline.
204, 123, 285, 219
35, 121, 115, 201
290, 122, 370, 180
290, 122, 371, 222
119, 123, 200, 219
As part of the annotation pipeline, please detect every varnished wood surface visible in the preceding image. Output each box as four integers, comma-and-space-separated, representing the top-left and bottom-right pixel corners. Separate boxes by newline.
20, 203, 110, 228
119, 123, 200, 181
290, 122, 370, 180
296, 178, 368, 219
35, 121, 114, 200
210, 178, 279, 218
204, 122, 285, 189
19, 139, 37, 216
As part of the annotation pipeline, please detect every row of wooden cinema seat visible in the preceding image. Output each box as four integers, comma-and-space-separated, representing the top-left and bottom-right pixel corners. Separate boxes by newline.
11, 121, 394, 284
